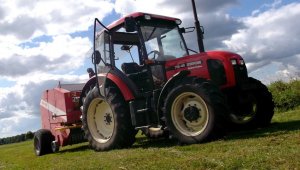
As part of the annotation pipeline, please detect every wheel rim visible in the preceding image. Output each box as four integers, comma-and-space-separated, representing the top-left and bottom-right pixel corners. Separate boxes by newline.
34, 137, 40, 154
87, 98, 114, 143
171, 92, 209, 136
230, 101, 257, 124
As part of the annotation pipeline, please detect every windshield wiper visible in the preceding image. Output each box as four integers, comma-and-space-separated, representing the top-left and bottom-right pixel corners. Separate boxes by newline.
146, 27, 157, 41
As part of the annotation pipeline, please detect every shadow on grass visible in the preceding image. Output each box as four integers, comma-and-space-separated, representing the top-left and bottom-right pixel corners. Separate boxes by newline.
58, 144, 90, 154
57, 120, 300, 153
226, 120, 300, 140
132, 136, 178, 149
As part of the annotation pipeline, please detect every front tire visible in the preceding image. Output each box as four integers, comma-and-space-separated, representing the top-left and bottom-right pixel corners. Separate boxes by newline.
228, 78, 274, 129
164, 80, 227, 144
82, 87, 136, 151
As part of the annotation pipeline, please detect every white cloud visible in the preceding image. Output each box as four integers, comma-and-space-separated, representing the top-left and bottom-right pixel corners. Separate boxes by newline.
0, 72, 89, 138
223, 2, 300, 78
0, 0, 114, 40
0, 34, 91, 77
114, 0, 243, 51
0, 115, 40, 138
0, 0, 107, 138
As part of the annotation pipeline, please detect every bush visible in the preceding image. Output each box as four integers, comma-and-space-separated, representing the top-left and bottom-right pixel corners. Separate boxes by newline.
25, 131, 34, 140
268, 80, 300, 111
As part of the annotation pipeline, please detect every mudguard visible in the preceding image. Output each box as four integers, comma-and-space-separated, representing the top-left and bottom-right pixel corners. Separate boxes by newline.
156, 70, 191, 114
79, 76, 97, 106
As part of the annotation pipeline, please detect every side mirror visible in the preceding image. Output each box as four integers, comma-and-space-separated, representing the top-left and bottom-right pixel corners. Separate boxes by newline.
180, 27, 195, 33
200, 26, 204, 34
124, 17, 136, 32
92, 50, 101, 64
179, 27, 186, 33
121, 45, 131, 51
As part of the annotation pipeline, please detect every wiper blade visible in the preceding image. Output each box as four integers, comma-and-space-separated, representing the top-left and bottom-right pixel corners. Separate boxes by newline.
147, 27, 157, 41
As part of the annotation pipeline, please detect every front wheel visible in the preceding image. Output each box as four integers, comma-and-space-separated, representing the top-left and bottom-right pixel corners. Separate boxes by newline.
164, 81, 227, 144
228, 78, 274, 129
82, 87, 136, 151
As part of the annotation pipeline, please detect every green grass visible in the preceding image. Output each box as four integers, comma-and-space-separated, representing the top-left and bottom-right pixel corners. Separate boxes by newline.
1, 108, 300, 170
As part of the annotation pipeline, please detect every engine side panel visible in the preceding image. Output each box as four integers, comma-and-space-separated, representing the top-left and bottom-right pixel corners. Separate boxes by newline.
164, 51, 247, 89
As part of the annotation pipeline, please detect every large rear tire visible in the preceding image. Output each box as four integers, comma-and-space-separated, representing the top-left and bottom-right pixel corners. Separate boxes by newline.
82, 87, 136, 151
164, 80, 227, 144
228, 78, 274, 129
33, 129, 54, 156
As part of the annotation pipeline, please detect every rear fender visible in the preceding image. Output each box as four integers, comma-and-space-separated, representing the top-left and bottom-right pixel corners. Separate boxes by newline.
81, 70, 137, 104
106, 72, 135, 101
79, 76, 97, 106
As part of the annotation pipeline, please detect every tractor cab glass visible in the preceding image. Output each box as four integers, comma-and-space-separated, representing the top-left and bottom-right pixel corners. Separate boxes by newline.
139, 21, 188, 61
95, 30, 110, 74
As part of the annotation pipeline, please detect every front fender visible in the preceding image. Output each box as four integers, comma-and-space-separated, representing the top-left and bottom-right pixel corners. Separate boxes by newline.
156, 70, 191, 114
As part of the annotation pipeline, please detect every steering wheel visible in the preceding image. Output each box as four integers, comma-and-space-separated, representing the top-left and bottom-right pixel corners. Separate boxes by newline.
147, 50, 161, 59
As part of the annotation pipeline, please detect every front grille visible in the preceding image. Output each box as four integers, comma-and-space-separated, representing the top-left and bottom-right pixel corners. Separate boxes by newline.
233, 65, 248, 84
207, 59, 227, 85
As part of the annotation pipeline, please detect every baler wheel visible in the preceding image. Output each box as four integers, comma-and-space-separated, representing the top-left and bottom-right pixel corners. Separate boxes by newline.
33, 129, 54, 156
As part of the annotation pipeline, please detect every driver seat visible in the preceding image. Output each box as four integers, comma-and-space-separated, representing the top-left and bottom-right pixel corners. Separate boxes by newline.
121, 62, 152, 92
121, 62, 142, 74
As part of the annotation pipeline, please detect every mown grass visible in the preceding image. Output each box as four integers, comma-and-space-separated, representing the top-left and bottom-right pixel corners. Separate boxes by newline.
1, 108, 300, 170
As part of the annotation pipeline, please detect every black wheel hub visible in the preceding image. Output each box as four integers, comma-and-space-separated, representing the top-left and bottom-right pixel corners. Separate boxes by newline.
104, 113, 112, 125
184, 106, 200, 122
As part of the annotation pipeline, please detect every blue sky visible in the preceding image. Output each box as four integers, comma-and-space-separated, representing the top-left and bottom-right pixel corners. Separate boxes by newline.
0, 0, 300, 138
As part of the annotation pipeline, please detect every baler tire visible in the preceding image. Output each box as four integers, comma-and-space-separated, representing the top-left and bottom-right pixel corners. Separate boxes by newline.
228, 77, 274, 129
163, 80, 227, 144
82, 87, 136, 151
33, 129, 54, 156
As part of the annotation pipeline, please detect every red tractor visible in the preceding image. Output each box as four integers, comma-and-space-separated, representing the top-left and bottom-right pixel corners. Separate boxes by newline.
79, 3, 273, 151
34, 1, 274, 154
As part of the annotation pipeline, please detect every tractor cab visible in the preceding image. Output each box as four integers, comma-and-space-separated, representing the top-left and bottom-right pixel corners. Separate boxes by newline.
93, 13, 188, 94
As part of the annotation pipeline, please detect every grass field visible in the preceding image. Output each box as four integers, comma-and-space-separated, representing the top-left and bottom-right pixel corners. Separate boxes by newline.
1, 108, 300, 169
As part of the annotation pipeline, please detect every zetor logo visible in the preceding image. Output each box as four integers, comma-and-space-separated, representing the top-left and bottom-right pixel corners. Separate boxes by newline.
174, 61, 202, 70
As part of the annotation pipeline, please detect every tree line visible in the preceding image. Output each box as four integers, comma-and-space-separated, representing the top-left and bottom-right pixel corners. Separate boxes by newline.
0, 131, 34, 145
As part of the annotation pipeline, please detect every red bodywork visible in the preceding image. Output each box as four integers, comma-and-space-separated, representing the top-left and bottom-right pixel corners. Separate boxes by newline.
40, 84, 84, 146
165, 51, 243, 89
100, 50, 244, 101
107, 12, 179, 30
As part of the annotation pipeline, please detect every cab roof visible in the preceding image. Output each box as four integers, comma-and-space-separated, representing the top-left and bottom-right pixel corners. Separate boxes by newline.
107, 12, 180, 30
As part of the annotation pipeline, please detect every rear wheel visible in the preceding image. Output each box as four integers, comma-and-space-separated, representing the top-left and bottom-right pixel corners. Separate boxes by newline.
164, 80, 227, 144
228, 78, 274, 129
33, 129, 54, 156
82, 87, 136, 151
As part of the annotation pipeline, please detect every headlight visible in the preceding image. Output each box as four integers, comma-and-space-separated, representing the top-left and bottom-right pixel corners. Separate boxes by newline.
175, 19, 182, 25
239, 59, 245, 65
230, 59, 237, 65
144, 14, 151, 20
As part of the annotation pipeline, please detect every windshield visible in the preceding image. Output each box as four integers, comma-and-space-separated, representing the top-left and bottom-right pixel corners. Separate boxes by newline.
140, 24, 188, 61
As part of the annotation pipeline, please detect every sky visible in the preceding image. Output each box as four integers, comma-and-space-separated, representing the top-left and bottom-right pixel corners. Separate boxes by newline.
0, 0, 300, 138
